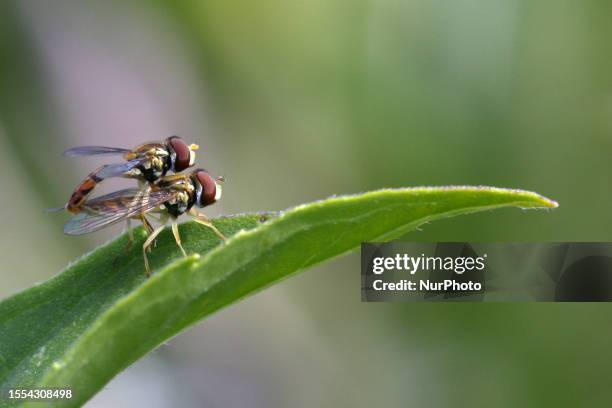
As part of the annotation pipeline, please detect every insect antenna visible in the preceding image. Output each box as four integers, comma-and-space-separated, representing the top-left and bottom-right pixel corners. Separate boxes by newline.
45, 206, 66, 213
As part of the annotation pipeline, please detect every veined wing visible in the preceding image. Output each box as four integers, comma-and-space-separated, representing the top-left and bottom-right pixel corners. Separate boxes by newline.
85, 187, 148, 204
64, 210, 130, 236
63, 146, 131, 157
64, 188, 176, 235
95, 159, 146, 179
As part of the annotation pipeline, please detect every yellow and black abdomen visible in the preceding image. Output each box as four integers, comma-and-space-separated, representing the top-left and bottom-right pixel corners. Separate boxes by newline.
66, 168, 105, 213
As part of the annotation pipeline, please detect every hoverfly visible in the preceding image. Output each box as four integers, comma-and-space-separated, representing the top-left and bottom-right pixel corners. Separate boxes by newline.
63, 136, 199, 214
63, 169, 225, 276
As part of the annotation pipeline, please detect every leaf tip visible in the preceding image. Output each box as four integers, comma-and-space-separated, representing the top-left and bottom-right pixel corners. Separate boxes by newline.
478, 187, 558, 210
546, 198, 559, 209
520, 191, 558, 209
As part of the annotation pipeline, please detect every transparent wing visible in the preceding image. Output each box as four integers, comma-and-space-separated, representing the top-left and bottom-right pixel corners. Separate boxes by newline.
95, 159, 145, 179
85, 187, 145, 205
64, 211, 129, 236
63, 146, 131, 157
64, 188, 177, 235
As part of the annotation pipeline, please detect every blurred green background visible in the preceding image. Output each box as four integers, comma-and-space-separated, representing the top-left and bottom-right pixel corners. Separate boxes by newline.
1, 0, 611, 406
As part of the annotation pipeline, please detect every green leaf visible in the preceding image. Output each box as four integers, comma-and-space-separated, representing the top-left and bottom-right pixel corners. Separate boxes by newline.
0, 186, 557, 407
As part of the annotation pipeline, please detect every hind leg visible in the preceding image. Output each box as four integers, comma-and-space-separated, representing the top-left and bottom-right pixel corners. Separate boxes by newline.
140, 213, 155, 252
142, 223, 166, 277
113, 219, 136, 266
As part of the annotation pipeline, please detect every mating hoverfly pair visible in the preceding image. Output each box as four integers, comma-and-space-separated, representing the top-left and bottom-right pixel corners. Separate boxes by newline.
56, 136, 224, 276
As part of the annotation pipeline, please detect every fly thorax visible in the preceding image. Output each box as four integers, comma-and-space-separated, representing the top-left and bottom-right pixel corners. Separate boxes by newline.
164, 191, 190, 217
139, 156, 167, 182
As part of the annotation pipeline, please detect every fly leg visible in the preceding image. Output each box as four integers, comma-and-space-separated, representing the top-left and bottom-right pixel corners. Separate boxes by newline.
140, 213, 155, 252
127, 218, 135, 242
135, 187, 156, 251
113, 218, 136, 266
142, 222, 166, 277
189, 209, 226, 241
141, 214, 153, 234
171, 220, 188, 257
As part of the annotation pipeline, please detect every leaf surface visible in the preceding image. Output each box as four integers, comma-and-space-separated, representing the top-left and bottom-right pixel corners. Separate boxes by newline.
0, 187, 558, 407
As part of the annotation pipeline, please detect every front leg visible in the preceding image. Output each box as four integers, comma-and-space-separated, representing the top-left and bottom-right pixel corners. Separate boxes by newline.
189, 209, 226, 241
171, 220, 188, 257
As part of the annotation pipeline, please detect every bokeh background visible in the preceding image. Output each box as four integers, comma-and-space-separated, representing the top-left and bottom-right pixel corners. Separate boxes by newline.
1, 0, 611, 406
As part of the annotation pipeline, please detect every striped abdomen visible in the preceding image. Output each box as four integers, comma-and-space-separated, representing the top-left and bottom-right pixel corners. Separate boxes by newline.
66, 167, 105, 213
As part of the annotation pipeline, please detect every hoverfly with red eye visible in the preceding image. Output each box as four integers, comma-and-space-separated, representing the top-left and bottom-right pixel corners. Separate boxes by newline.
63, 136, 199, 214
63, 169, 225, 276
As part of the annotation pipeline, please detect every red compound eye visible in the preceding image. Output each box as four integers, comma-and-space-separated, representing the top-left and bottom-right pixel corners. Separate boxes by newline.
195, 170, 217, 207
167, 136, 192, 172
